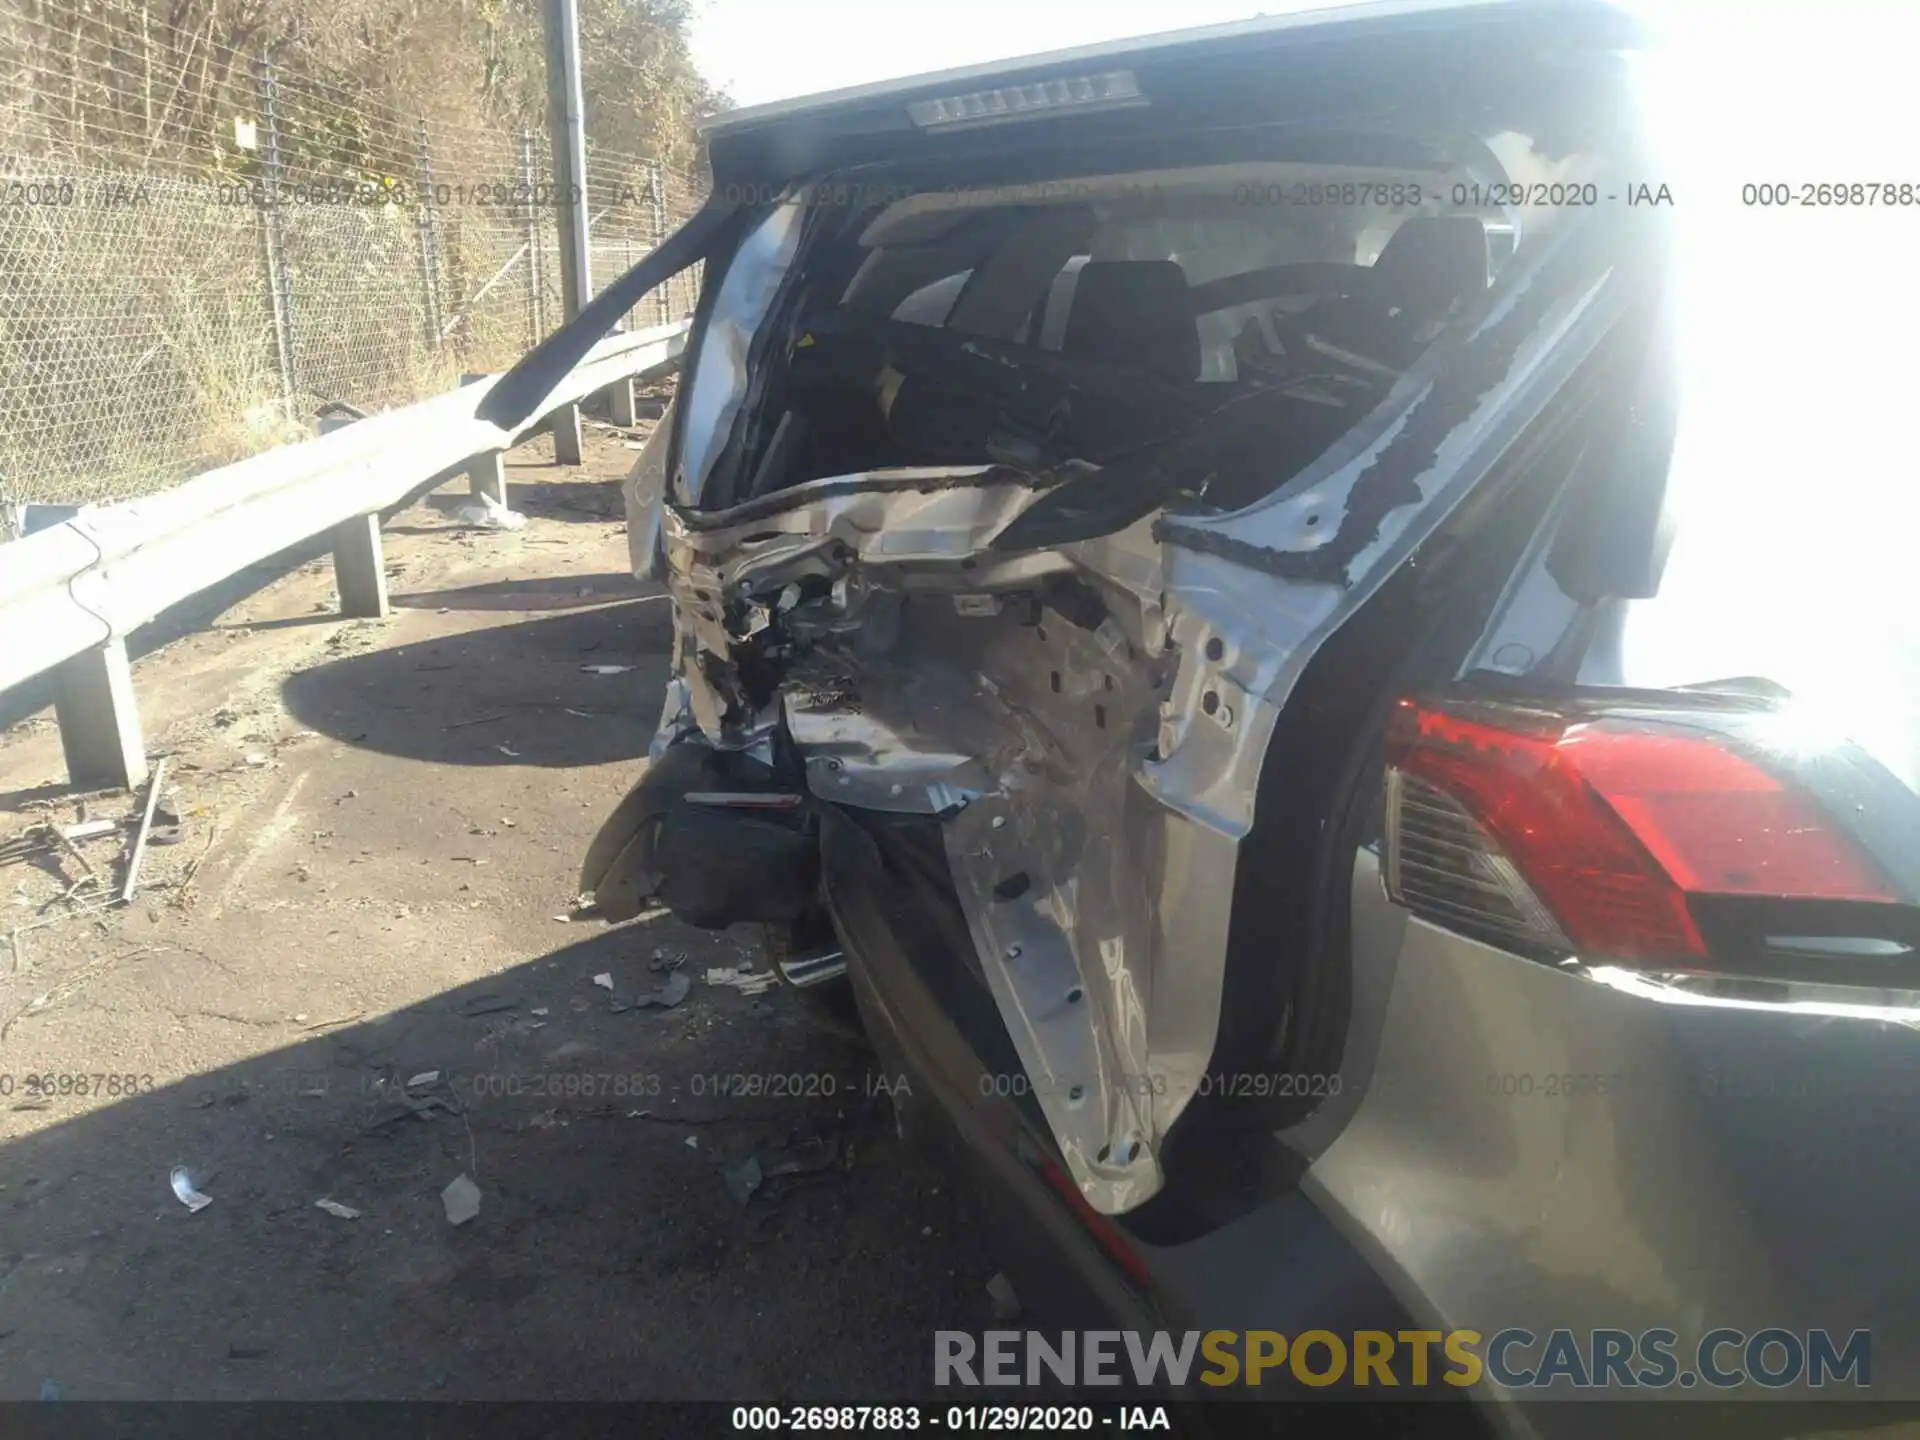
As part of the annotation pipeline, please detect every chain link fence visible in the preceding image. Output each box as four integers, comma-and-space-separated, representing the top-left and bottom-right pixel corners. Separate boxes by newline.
0, 0, 706, 513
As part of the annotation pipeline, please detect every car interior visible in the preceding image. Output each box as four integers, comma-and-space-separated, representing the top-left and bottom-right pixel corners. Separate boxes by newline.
739, 165, 1518, 521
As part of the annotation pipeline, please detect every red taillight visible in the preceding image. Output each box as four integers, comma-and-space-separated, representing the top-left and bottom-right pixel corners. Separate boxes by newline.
1384, 696, 1899, 965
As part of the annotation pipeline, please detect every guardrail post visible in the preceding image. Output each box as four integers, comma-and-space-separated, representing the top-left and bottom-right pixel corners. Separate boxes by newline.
317, 415, 390, 618
467, 452, 508, 507
607, 376, 637, 427
549, 404, 584, 465
51, 639, 147, 792
331, 514, 390, 618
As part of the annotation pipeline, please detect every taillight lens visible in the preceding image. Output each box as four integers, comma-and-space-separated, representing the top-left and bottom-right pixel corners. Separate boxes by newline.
1383, 696, 1900, 966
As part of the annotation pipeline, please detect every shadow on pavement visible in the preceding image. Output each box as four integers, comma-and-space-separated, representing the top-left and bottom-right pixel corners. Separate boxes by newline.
280, 600, 671, 769
0, 931, 993, 1400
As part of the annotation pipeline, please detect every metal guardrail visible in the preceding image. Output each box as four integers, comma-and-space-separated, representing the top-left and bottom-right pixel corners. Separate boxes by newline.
0, 319, 689, 791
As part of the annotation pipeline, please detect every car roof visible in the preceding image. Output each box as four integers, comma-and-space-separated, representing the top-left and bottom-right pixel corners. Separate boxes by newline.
700, 0, 1642, 139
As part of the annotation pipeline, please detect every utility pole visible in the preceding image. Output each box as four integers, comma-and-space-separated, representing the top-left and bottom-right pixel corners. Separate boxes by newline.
543, 0, 590, 463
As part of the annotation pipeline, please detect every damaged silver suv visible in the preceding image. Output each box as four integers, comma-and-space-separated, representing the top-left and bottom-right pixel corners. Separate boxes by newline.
482, 2, 1920, 1429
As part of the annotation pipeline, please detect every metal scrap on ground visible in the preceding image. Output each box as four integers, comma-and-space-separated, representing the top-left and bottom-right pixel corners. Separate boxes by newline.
169, 1166, 213, 1213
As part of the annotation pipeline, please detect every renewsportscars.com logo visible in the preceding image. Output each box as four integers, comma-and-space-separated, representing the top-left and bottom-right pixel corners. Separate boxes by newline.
934, 1329, 1872, 1390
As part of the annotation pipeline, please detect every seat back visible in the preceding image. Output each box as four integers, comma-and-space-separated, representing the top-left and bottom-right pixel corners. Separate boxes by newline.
1059, 259, 1201, 381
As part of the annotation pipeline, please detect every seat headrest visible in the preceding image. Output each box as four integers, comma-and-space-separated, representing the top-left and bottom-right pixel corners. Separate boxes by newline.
1372, 216, 1491, 322
1060, 260, 1200, 383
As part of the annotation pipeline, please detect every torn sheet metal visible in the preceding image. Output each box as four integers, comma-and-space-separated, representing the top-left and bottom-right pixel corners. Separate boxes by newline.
640, 209, 1643, 1216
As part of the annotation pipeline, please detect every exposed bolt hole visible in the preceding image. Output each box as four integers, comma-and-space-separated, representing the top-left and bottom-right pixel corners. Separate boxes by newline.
1096, 1144, 1111, 1162
1123, 1140, 1139, 1162
1036, 625, 1048, 642
1005, 944, 1023, 959
1066, 986, 1084, 1005
1304, 513, 1320, 527
1204, 637, 1224, 662
1201, 691, 1220, 716
1049, 671, 1061, 693
993, 872, 1031, 902
1094, 705, 1106, 729
1068, 1085, 1085, 1102
960, 556, 978, 570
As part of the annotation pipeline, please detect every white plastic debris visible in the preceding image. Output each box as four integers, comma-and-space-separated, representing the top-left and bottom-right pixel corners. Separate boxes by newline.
441, 1173, 482, 1226
579, 664, 634, 675
169, 1166, 213, 1213
405, 1071, 441, 1089
315, 1199, 362, 1220
705, 966, 777, 996
591, 972, 614, 990
530, 1007, 550, 1018
452, 493, 527, 530
684, 1135, 699, 1149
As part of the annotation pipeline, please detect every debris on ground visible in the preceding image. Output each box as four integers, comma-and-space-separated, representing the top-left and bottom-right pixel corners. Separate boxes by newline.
705, 965, 777, 996
684, 1135, 699, 1149
764, 1135, 840, 1178
39, 1377, 61, 1400
149, 805, 186, 845
591, 972, 614, 991
405, 1071, 441, 1089
169, 1166, 213, 1213
314, 1199, 362, 1220
121, 758, 169, 903
456, 992, 517, 1017
648, 947, 687, 973
451, 493, 527, 531
441, 1174, 482, 1226
579, 664, 634, 675
609, 968, 690, 1013
987, 1271, 1022, 1321
58, 819, 119, 842
723, 1155, 763, 1206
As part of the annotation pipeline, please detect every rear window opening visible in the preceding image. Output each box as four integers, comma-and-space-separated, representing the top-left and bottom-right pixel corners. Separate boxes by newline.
693, 151, 1578, 518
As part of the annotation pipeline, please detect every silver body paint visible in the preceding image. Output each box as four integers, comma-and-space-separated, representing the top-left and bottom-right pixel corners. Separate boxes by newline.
638, 193, 1630, 1213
